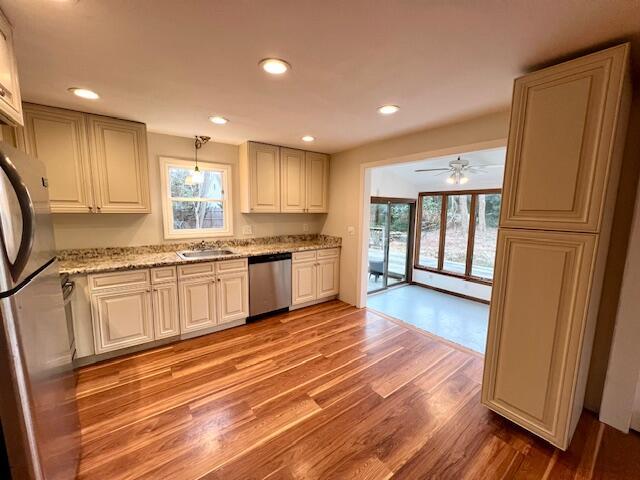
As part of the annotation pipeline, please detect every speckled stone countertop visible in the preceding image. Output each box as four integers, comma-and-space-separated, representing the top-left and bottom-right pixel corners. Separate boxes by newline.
57, 234, 341, 275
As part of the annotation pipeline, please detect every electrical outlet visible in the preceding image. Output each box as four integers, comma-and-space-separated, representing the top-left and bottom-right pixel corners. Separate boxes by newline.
242, 225, 253, 235
302, 223, 309, 232
347, 226, 355, 236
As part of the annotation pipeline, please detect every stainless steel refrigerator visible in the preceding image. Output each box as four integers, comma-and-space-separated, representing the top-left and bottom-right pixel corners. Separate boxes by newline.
0, 142, 80, 479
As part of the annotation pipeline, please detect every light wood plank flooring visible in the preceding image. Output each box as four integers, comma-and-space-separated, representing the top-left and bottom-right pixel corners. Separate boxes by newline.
74, 301, 640, 479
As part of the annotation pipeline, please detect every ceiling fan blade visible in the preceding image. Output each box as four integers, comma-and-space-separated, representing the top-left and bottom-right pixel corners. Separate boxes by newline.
435, 170, 451, 176
414, 167, 451, 172
473, 164, 504, 168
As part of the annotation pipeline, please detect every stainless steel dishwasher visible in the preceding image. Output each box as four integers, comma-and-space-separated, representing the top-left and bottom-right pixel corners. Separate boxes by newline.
248, 252, 292, 318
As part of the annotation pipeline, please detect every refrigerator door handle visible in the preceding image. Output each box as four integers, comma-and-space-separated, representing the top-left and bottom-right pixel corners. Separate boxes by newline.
0, 152, 35, 282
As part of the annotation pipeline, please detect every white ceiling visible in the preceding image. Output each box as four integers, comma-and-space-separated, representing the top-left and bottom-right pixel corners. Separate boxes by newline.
2, 0, 640, 153
375, 147, 506, 192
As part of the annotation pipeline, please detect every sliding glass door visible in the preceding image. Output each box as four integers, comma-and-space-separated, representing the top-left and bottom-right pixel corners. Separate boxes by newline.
368, 197, 415, 293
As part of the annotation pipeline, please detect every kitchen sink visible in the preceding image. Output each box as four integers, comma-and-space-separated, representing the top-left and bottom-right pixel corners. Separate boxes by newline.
177, 249, 234, 260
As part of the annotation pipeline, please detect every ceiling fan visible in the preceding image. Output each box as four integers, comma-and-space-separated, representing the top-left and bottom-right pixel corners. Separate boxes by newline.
414, 156, 502, 185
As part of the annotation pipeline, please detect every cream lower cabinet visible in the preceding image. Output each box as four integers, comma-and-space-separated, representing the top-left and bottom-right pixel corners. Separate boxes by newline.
178, 259, 249, 333
91, 286, 154, 355
292, 249, 340, 306
292, 260, 317, 305
151, 267, 180, 339
178, 277, 217, 334
217, 270, 249, 324
482, 229, 596, 449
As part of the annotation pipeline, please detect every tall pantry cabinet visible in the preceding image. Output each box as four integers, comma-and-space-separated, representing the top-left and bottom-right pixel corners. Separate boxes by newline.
482, 44, 632, 450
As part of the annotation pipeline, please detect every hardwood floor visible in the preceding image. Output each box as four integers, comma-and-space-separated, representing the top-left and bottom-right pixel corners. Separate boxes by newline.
74, 301, 640, 479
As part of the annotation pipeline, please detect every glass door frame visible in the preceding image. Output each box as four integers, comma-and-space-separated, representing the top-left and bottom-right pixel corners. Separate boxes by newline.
368, 196, 416, 294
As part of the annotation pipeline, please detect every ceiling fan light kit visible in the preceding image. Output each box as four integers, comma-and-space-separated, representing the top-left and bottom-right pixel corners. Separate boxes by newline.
414, 156, 500, 185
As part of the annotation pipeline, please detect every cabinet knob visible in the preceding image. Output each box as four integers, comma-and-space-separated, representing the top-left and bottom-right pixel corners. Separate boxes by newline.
0, 89, 5, 97
96, 206, 102, 211
88, 206, 93, 212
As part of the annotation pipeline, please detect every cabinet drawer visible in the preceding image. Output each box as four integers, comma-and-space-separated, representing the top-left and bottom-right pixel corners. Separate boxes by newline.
292, 250, 317, 263
178, 262, 216, 279
317, 248, 339, 259
89, 269, 150, 291
151, 266, 177, 284
216, 258, 248, 273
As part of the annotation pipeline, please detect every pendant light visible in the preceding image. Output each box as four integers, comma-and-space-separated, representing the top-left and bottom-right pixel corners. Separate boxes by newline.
186, 135, 211, 185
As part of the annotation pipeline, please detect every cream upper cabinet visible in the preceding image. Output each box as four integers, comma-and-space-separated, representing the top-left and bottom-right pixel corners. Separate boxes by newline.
305, 152, 329, 213
91, 287, 154, 355
0, 8, 22, 126
179, 277, 217, 334
217, 270, 249, 324
23, 104, 93, 212
500, 45, 630, 233
240, 141, 329, 214
88, 115, 150, 213
280, 147, 306, 212
20, 103, 150, 214
240, 141, 281, 213
483, 44, 631, 451
482, 229, 596, 449
151, 283, 180, 339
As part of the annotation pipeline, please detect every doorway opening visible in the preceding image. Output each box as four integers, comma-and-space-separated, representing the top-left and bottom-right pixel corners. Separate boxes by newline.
364, 146, 506, 353
367, 198, 415, 294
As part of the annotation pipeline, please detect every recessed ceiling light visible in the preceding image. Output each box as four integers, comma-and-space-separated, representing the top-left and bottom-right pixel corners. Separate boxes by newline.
259, 58, 290, 75
209, 116, 228, 125
68, 87, 99, 100
302, 135, 315, 142
377, 104, 399, 115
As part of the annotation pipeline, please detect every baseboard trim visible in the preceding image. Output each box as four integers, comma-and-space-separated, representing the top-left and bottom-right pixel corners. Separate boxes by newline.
74, 319, 247, 367
289, 296, 338, 311
410, 281, 490, 305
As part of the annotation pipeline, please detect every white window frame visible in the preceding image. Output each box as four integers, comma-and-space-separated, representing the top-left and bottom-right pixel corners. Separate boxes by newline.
159, 156, 233, 239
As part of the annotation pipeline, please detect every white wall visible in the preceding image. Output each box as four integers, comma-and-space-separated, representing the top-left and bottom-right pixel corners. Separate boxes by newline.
370, 169, 421, 199
52, 132, 327, 249
323, 110, 510, 305
412, 269, 492, 301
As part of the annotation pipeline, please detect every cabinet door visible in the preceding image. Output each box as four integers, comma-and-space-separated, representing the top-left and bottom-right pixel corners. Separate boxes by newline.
91, 287, 154, 354
316, 257, 339, 299
292, 261, 317, 305
305, 152, 329, 213
500, 44, 629, 232
152, 283, 180, 338
280, 147, 306, 212
0, 9, 22, 126
249, 142, 280, 212
217, 271, 249, 324
482, 228, 596, 449
23, 104, 94, 213
88, 115, 150, 213
178, 277, 217, 333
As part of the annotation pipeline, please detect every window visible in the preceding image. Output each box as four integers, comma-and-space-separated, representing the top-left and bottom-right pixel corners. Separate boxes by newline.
415, 189, 501, 283
159, 157, 233, 239
417, 195, 442, 269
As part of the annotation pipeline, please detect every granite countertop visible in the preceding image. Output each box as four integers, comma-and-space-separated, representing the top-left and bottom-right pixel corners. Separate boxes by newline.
58, 234, 341, 275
